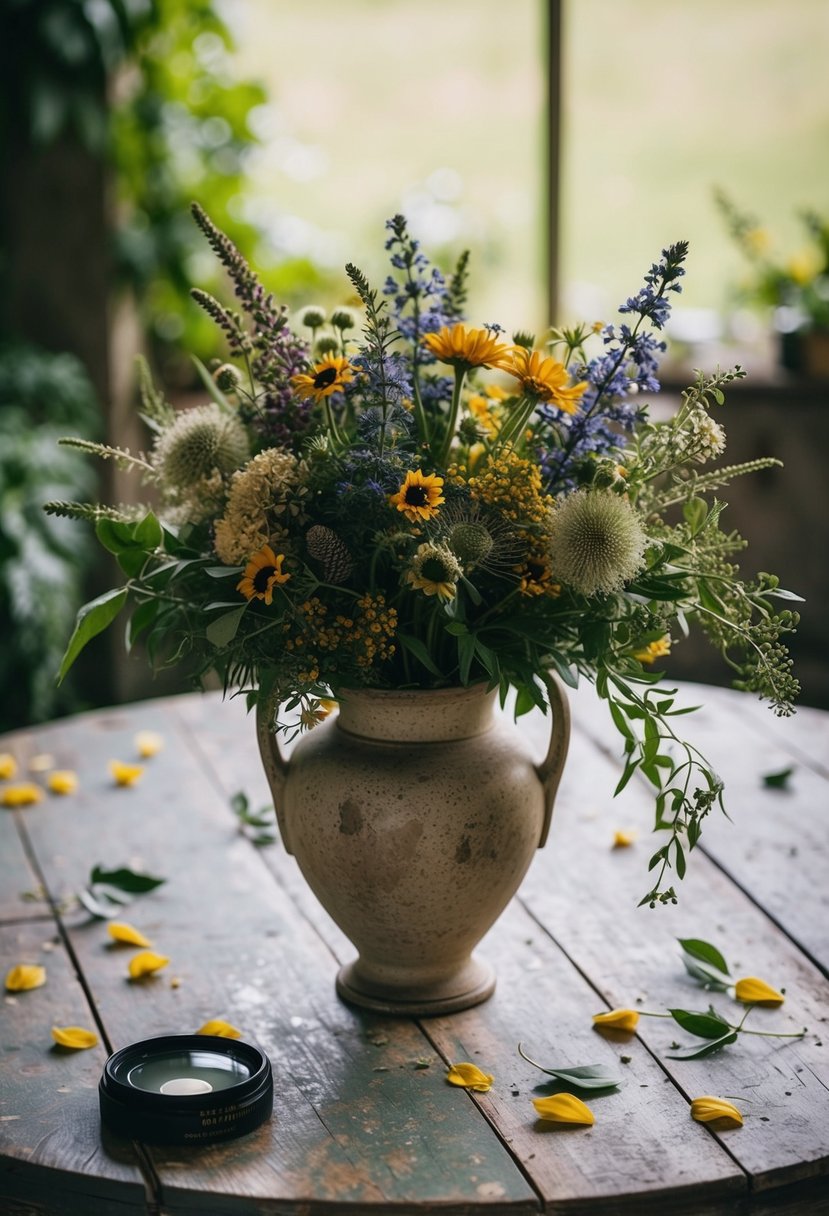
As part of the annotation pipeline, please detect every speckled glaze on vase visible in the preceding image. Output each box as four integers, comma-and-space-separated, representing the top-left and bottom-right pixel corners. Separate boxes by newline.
256, 677, 569, 1016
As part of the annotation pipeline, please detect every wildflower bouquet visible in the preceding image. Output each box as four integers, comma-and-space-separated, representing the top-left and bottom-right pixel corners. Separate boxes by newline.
47, 205, 800, 906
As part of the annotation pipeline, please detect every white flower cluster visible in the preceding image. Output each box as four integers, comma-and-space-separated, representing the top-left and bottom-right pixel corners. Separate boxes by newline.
685, 408, 727, 464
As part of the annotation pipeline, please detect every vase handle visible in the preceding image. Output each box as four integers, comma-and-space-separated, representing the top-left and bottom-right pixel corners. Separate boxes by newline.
255, 698, 294, 855
535, 671, 571, 849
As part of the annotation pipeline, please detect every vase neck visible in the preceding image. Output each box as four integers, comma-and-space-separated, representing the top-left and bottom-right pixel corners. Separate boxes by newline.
335, 685, 497, 742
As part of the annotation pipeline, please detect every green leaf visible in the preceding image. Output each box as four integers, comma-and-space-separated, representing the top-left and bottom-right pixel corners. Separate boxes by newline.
666, 1031, 738, 1060
682, 959, 732, 992
90, 866, 166, 893
517, 1045, 621, 1091
192, 354, 233, 409
133, 511, 163, 550
397, 632, 442, 677
58, 588, 128, 683
678, 938, 730, 976
762, 765, 794, 790
669, 1007, 730, 1039
683, 496, 708, 534
206, 605, 247, 648
77, 888, 125, 920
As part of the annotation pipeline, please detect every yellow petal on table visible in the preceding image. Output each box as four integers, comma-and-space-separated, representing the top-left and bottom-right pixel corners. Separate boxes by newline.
128, 951, 170, 979
46, 770, 79, 796
108, 921, 152, 948
28, 753, 55, 773
612, 830, 636, 848
1, 782, 43, 808
5, 964, 46, 991
446, 1062, 494, 1092
533, 1092, 595, 1126
109, 760, 144, 787
0, 753, 18, 780
51, 1025, 99, 1050
690, 1096, 743, 1128
734, 976, 785, 1005
196, 1019, 242, 1039
592, 1008, 639, 1032
134, 731, 164, 759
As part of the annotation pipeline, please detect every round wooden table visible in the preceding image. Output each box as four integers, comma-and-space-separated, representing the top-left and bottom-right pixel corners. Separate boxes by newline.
1, 681, 828, 1214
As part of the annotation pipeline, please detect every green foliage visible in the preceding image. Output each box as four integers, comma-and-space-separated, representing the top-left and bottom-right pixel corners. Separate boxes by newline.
517, 1046, 622, 1092
0, 343, 100, 729
77, 863, 166, 919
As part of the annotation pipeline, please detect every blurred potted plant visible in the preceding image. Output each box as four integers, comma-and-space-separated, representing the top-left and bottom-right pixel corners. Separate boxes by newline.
716, 189, 829, 377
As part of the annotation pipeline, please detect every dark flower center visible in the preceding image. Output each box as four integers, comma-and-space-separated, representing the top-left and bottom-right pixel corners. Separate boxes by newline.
313, 367, 338, 389
404, 485, 428, 506
253, 565, 276, 591
421, 557, 449, 582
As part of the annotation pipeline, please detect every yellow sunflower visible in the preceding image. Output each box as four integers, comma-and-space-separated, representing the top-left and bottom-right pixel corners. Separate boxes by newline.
405, 544, 461, 601
291, 355, 353, 402
389, 469, 445, 523
237, 544, 291, 605
423, 324, 513, 371
504, 348, 587, 413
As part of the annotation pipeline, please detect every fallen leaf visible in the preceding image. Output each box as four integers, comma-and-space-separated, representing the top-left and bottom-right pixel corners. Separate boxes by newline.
5, 964, 46, 991
533, 1092, 595, 1125
108, 921, 152, 948
446, 1062, 494, 1092
196, 1019, 242, 1039
128, 951, 170, 979
51, 1025, 99, 1050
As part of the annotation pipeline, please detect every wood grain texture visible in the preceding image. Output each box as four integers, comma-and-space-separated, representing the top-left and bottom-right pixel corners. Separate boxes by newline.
0, 921, 147, 1214
15, 703, 538, 1215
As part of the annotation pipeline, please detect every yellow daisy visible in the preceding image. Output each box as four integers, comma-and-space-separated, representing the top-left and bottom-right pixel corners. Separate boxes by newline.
237, 544, 291, 606
504, 348, 587, 413
423, 324, 512, 371
389, 469, 445, 523
291, 355, 353, 403
405, 543, 461, 601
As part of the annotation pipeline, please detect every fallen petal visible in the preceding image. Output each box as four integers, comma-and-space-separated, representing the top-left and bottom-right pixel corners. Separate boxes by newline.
108, 922, 152, 948
533, 1092, 595, 1125
134, 731, 164, 758
446, 1062, 494, 1092
612, 830, 636, 848
196, 1019, 242, 1039
128, 951, 170, 979
593, 1008, 639, 1032
5, 964, 46, 991
734, 976, 785, 1005
51, 1025, 99, 1050
47, 771, 79, 796
28, 753, 55, 773
690, 1096, 743, 1127
1, 783, 44, 808
109, 760, 144, 787
0, 753, 18, 780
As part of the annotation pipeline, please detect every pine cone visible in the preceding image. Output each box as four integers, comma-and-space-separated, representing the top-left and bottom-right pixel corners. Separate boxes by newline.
305, 525, 353, 584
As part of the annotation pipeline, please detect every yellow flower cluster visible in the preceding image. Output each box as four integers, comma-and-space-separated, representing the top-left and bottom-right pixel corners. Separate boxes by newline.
461, 449, 554, 534
284, 593, 397, 678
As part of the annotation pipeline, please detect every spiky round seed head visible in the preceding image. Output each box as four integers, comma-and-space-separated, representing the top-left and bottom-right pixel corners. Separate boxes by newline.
548, 490, 646, 596
214, 363, 242, 392
330, 307, 357, 331
315, 335, 340, 356
447, 521, 494, 566
153, 404, 249, 488
300, 306, 326, 329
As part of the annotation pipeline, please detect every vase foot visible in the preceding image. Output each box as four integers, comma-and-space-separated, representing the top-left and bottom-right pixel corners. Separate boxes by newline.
335, 955, 496, 1017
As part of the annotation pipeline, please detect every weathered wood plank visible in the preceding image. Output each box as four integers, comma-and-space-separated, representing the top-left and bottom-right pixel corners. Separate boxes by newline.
515, 715, 829, 1194
16, 703, 540, 1215
0, 729, 63, 924
568, 680, 829, 974
0, 920, 147, 1215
